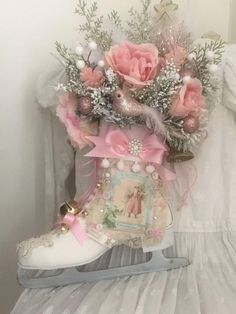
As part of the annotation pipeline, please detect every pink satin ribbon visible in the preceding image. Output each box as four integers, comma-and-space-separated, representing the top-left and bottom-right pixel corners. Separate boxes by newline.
86, 128, 176, 181
62, 213, 88, 245
86, 129, 167, 163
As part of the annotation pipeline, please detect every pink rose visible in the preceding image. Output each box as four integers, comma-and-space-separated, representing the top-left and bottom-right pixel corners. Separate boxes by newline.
80, 67, 105, 88
105, 41, 162, 88
169, 79, 205, 118
165, 46, 187, 68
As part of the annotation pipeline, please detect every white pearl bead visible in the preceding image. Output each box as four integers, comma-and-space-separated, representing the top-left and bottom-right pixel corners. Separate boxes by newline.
183, 75, 192, 84
88, 41, 97, 50
76, 60, 85, 69
105, 173, 110, 178
206, 50, 215, 60
117, 160, 125, 171
187, 53, 196, 61
209, 64, 218, 74
98, 60, 105, 67
75, 45, 84, 56
101, 158, 110, 169
132, 162, 141, 173
146, 165, 155, 174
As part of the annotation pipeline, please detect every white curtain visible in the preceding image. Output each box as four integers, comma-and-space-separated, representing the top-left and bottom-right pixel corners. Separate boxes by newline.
12, 45, 236, 314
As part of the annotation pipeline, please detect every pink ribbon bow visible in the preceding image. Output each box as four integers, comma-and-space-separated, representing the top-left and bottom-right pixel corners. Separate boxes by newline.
62, 213, 88, 245
86, 128, 167, 164
86, 126, 176, 181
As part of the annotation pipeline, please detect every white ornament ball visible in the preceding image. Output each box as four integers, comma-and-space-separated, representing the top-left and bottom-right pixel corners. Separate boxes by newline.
98, 60, 105, 67
146, 165, 155, 174
206, 50, 215, 60
132, 162, 141, 173
183, 75, 192, 84
88, 41, 97, 50
105, 172, 110, 178
75, 45, 84, 56
209, 64, 218, 74
101, 158, 110, 169
187, 53, 196, 61
117, 160, 125, 171
76, 60, 85, 69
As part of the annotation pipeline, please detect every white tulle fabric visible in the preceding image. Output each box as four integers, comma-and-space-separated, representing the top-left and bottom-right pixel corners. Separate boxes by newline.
12, 45, 236, 314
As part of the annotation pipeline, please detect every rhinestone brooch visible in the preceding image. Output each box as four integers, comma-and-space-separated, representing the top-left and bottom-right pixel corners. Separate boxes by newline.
128, 139, 143, 156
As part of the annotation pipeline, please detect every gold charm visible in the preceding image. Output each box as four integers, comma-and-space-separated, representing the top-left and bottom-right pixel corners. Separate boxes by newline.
59, 200, 82, 235
59, 200, 81, 217
60, 223, 70, 234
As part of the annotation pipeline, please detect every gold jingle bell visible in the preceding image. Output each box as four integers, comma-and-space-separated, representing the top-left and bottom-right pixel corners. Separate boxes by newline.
167, 150, 194, 163
59, 200, 81, 234
59, 200, 81, 217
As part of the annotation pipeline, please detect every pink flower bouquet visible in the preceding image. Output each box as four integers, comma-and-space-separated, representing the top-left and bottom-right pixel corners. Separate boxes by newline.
55, 0, 224, 159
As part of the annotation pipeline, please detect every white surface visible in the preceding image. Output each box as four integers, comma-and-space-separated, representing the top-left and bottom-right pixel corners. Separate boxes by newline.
12, 232, 236, 314
0, 1, 77, 313
0, 0, 235, 313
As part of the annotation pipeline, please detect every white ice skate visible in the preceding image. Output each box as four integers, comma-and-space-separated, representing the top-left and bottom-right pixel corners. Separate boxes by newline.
17, 125, 189, 289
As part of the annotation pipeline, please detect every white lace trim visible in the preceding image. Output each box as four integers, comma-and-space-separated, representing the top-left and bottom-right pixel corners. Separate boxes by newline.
17, 233, 54, 258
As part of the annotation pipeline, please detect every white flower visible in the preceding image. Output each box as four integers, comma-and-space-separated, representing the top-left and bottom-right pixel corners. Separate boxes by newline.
187, 53, 196, 61
206, 50, 215, 60
76, 60, 85, 69
75, 45, 84, 56
209, 64, 218, 74
88, 41, 97, 50
183, 75, 192, 84
97, 60, 105, 67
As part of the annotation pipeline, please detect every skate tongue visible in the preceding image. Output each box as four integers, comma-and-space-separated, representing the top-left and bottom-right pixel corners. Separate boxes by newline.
62, 214, 88, 245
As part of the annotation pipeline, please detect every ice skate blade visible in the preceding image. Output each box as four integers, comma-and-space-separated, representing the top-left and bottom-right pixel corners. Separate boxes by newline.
18, 251, 189, 289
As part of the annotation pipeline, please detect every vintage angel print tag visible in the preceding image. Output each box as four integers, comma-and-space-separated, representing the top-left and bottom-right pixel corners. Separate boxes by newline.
86, 163, 173, 247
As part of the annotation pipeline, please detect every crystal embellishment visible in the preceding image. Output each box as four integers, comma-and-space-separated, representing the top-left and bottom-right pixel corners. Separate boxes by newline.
128, 139, 143, 156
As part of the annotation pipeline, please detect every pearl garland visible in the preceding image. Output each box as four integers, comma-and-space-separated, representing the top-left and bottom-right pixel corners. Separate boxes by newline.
132, 161, 141, 173
117, 160, 125, 171
101, 158, 110, 169
146, 165, 155, 174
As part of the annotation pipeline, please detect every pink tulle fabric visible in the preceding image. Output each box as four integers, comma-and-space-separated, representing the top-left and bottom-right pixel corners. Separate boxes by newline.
169, 78, 205, 118
56, 93, 98, 149
105, 41, 163, 88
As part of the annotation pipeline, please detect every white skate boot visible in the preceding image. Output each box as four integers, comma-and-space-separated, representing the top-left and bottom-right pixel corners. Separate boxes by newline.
17, 124, 188, 289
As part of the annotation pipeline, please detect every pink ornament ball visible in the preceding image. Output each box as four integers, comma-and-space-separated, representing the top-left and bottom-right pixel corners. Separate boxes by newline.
183, 116, 200, 134
77, 96, 93, 115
